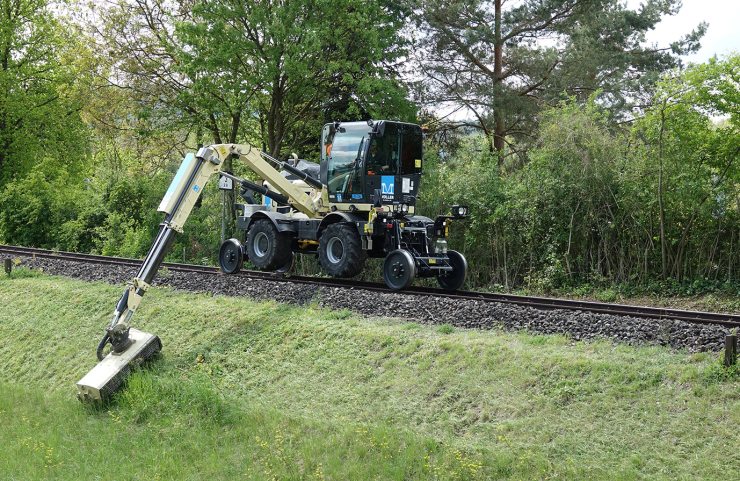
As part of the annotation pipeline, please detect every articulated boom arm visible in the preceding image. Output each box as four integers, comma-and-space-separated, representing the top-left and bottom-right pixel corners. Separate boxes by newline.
99, 142, 327, 359
100, 146, 223, 359
216, 143, 328, 218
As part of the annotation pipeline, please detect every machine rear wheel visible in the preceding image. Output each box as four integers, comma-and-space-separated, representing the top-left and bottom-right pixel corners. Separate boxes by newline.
219, 238, 243, 274
383, 249, 416, 290
246, 219, 291, 271
436, 250, 468, 291
318, 223, 367, 277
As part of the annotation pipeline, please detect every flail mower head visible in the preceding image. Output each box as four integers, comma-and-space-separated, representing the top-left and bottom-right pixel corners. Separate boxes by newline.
76, 328, 161, 402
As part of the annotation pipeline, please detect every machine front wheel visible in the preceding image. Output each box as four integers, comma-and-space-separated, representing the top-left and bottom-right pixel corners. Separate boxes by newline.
318, 223, 367, 277
218, 238, 244, 274
383, 249, 416, 290
246, 219, 292, 271
436, 250, 468, 291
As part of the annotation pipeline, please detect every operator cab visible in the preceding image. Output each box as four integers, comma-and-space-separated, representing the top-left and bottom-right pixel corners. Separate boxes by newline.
320, 120, 423, 207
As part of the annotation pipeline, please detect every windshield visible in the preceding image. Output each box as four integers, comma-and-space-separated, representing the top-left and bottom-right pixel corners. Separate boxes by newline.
327, 123, 367, 196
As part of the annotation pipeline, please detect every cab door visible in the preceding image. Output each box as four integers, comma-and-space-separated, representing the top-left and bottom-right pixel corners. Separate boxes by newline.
363, 122, 400, 205
363, 122, 422, 206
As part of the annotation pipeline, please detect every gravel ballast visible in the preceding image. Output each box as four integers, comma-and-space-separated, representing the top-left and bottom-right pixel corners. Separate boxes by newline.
14, 256, 734, 353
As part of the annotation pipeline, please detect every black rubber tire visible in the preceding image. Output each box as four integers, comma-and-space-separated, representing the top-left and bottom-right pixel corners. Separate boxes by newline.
383, 249, 416, 290
246, 219, 292, 271
219, 238, 243, 274
437, 250, 468, 291
318, 223, 367, 278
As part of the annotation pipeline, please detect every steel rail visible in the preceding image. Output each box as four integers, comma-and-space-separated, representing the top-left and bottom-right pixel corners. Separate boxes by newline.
3, 244, 739, 328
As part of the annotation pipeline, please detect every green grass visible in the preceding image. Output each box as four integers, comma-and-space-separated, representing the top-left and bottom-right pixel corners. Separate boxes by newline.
1, 273, 740, 479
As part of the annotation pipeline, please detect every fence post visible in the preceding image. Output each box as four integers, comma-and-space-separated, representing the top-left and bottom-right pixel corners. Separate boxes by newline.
725, 335, 737, 367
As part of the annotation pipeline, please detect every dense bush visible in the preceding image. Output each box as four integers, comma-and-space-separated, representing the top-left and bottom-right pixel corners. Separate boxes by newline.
3, 102, 739, 291
0, 160, 222, 264
0, 167, 88, 249
3, 55, 740, 294
419, 94, 740, 292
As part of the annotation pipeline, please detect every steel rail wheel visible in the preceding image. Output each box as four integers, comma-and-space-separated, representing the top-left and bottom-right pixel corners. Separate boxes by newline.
436, 250, 468, 291
383, 249, 416, 290
218, 238, 244, 274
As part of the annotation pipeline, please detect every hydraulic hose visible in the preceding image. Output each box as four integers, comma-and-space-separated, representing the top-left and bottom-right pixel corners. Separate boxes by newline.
96, 333, 110, 361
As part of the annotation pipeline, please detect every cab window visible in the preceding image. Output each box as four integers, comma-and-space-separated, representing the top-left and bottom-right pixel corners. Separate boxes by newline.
321, 124, 335, 164
401, 125, 423, 175
367, 123, 399, 175
327, 123, 367, 196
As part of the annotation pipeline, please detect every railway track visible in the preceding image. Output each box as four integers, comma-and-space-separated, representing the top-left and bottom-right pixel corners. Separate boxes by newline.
3, 244, 740, 328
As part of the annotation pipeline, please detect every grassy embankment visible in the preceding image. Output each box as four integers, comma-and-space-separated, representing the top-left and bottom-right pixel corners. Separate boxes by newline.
1, 266, 740, 480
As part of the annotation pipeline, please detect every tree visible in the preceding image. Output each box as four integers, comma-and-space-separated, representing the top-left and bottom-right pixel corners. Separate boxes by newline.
87, 0, 414, 239
0, 0, 90, 187
408, 0, 706, 167
89, 0, 202, 169
634, 53, 740, 282
178, 0, 416, 159
91, 0, 415, 163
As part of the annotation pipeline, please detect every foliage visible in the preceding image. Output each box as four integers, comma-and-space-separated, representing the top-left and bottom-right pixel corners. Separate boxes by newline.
0, 167, 88, 249
89, 0, 414, 163
0, 161, 157, 255
409, 0, 706, 165
633, 53, 740, 282
436, 323, 455, 334
702, 351, 740, 384
89, 0, 199, 157
0, 0, 90, 188
84, 0, 416, 239
420, 58, 740, 291
1, 265, 44, 279
178, 0, 416, 158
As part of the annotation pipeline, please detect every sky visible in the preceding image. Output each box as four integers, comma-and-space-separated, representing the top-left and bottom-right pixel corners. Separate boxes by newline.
627, 0, 739, 64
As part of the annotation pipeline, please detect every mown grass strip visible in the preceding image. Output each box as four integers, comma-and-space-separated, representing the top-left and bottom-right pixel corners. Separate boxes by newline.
1, 271, 740, 479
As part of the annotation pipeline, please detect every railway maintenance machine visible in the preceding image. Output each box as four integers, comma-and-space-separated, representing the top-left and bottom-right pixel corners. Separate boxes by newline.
76, 120, 469, 401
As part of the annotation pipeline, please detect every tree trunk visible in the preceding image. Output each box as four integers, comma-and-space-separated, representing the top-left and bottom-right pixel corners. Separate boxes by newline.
658, 108, 668, 281
493, 0, 504, 166
267, 76, 285, 158
209, 113, 223, 145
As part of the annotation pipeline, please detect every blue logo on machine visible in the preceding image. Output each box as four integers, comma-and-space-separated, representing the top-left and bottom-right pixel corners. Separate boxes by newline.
352, 194, 363, 199
336, 193, 342, 202
193, 185, 200, 193
381, 176, 394, 200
